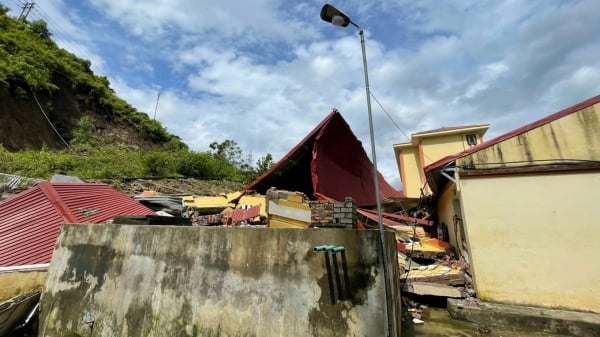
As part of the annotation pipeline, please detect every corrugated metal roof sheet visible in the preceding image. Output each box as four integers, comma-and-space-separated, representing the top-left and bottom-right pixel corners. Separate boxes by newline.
0, 182, 154, 267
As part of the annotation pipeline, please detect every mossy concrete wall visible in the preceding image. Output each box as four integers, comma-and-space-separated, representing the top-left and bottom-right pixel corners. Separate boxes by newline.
39, 224, 401, 337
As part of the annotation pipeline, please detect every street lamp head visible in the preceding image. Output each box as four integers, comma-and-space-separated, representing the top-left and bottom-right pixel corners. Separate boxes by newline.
320, 4, 355, 28
331, 15, 346, 27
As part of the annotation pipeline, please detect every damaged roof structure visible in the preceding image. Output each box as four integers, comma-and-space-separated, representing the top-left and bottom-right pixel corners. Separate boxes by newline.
245, 109, 403, 206
0, 182, 154, 267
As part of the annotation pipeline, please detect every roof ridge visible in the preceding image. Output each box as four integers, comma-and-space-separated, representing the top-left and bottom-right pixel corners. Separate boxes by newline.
38, 182, 78, 223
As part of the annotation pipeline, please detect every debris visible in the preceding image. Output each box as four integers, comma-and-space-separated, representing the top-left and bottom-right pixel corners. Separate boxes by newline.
112, 215, 190, 226
477, 324, 491, 334
412, 318, 425, 324
134, 193, 184, 216
0, 291, 40, 336
401, 264, 465, 286
181, 191, 267, 226
402, 282, 463, 298
266, 189, 311, 228
310, 197, 358, 229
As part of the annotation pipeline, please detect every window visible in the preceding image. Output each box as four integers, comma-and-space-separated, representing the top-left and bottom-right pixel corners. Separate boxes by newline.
466, 134, 477, 146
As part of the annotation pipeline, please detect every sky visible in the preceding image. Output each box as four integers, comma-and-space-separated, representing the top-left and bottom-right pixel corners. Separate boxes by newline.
2, 0, 600, 189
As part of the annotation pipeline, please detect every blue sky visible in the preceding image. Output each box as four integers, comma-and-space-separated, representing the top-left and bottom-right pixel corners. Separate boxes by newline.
3, 0, 600, 189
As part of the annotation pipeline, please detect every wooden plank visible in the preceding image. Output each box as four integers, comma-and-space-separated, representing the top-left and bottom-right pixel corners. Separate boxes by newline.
403, 282, 463, 298
361, 209, 433, 226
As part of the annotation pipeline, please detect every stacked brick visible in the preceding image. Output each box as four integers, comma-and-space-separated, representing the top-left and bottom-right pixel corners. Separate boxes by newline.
334, 197, 357, 229
310, 197, 357, 229
309, 201, 334, 226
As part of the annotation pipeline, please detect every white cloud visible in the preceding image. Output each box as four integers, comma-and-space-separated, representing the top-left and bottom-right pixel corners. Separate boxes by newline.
4, 0, 599, 191
88, 0, 319, 43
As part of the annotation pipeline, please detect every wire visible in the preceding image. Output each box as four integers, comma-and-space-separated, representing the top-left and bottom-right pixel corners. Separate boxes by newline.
399, 181, 428, 288
370, 90, 411, 142
30, 87, 72, 150
369, 90, 438, 165
29, 6, 90, 60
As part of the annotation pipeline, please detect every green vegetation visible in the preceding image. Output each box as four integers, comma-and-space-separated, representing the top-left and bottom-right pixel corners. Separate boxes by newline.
0, 117, 274, 182
0, 6, 275, 184
0, 132, 274, 183
0, 6, 182, 146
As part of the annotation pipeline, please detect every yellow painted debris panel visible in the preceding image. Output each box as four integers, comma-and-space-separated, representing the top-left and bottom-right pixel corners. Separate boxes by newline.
270, 216, 309, 228
182, 195, 229, 208
181, 192, 267, 217
237, 195, 267, 217
277, 199, 311, 210
400, 265, 462, 279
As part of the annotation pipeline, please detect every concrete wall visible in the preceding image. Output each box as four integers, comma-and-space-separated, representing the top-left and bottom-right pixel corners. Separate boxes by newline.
459, 102, 600, 169
0, 270, 47, 302
39, 225, 401, 337
459, 172, 600, 313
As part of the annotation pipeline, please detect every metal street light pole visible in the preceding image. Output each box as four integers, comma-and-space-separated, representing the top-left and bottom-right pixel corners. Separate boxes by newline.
320, 4, 392, 336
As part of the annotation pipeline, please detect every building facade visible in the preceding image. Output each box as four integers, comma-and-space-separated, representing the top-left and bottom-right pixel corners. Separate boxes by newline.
425, 94, 600, 313
393, 125, 489, 198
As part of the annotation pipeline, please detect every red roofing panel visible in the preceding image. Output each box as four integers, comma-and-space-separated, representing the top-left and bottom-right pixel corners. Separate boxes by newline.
425, 94, 600, 172
0, 182, 154, 267
357, 208, 402, 227
245, 109, 338, 191
311, 111, 403, 205
245, 110, 403, 205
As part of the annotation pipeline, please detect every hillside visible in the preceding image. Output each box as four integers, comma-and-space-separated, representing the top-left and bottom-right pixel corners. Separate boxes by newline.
0, 6, 185, 151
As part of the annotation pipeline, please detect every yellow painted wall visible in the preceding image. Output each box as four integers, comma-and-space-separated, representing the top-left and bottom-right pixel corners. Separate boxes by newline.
399, 132, 484, 198
0, 271, 47, 301
459, 103, 600, 168
420, 134, 472, 166
398, 146, 422, 198
436, 183, 458, 248
459, 172, 600, 313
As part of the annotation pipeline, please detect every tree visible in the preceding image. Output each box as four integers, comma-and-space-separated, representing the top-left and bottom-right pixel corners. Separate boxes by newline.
256, 153, 274, 174
70, 116, 96, 146
209, 139, 244, 168
29, 19, 52, 40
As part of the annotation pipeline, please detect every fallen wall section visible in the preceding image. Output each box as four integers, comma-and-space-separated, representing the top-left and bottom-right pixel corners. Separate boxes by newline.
40, 225, 401, 337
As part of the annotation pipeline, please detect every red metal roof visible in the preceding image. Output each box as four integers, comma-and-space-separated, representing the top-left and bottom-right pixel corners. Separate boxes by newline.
425, 94, 600, 172
0, 182, 154, 267
244, 109, 403, 206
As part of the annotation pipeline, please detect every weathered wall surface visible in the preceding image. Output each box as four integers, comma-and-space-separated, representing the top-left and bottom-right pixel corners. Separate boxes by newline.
421, 134, 472, 166
0, 270, 47, 301
40, 225, 401, 337
459, 102, 600, 169
460, 172, 600, 313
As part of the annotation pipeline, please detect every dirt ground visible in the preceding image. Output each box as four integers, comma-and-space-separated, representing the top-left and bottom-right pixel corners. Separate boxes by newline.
90, 178, 246, 196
